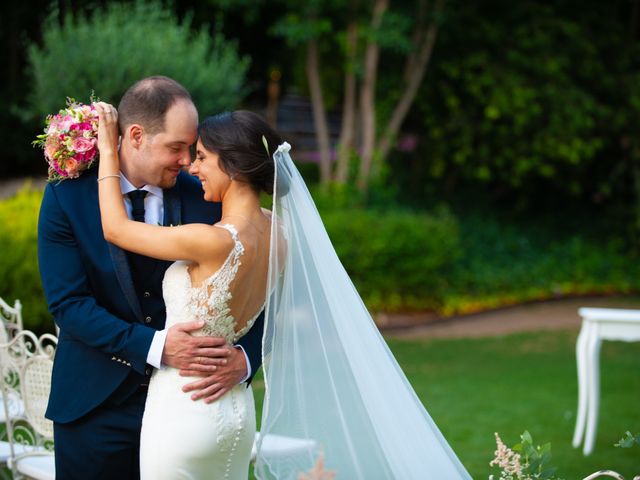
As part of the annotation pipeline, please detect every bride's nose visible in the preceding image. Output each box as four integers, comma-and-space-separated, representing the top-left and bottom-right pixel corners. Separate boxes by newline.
188, 162, 198, 176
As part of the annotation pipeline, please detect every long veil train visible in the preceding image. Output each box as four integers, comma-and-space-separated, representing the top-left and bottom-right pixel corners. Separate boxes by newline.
254, 142, 471, 480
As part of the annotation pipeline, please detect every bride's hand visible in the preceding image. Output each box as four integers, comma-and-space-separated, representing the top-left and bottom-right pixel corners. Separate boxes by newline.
94, 102, 120, 158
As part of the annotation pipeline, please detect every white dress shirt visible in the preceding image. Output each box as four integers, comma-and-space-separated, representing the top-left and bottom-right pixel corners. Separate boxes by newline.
119, 173, 251, 381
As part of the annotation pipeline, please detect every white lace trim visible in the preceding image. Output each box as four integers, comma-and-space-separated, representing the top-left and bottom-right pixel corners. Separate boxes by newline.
185, 223, 261, 343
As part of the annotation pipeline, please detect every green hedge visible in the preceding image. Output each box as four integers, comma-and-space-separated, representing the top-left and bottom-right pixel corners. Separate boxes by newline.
2, 186, 639, 332
0, 188, 461, 329
0, 186, 50, 332
321, 207, 461, 311
442, 214, 640, 315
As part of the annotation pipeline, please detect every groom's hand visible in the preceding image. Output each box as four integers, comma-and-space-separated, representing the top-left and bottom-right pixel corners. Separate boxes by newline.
180, 346, 248, 404
162, 320, 231, 371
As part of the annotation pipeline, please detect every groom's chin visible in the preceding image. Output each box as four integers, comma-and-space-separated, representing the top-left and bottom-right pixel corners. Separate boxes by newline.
158, 176, 179, 189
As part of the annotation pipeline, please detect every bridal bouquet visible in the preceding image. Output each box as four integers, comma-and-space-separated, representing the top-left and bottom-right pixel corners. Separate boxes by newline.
33, 98, 100, 182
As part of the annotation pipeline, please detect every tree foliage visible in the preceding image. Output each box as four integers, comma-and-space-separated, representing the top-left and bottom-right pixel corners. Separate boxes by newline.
409, 0, 638, 220
25, 1, 249, 121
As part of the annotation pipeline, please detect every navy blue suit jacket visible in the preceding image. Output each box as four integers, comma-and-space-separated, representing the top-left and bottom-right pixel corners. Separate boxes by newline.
38, 169, 264, 423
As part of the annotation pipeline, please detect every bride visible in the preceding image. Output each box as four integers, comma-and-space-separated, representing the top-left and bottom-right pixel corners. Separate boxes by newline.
96, 103, 470, 479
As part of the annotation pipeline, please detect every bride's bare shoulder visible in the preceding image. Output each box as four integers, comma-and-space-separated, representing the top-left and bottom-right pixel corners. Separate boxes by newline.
200, 223, 236, 256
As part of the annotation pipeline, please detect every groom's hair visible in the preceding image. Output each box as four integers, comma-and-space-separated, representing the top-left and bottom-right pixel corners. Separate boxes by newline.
118, 76, 193, 135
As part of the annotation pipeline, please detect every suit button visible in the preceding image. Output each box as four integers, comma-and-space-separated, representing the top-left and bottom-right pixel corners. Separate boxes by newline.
143, 291, 151, 298
145, 316, 152, 324
145, 368, 152, 376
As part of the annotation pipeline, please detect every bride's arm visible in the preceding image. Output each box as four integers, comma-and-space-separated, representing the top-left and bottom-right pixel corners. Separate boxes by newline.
95, 102, 216, 263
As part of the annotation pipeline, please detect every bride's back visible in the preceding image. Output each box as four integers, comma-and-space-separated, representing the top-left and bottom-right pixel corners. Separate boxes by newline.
224, 218, 271, 333
191, 109, 284, 336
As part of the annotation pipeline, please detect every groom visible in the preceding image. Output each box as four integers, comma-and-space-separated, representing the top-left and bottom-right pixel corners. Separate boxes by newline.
37, 76, 263, 479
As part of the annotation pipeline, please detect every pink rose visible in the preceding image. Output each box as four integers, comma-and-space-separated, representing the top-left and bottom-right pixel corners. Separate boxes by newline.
45, 143, 57, 161
84, 148, 97, 161
72, 137, 95, 153
45, 136, 61, 160
66, 158, 80, 178
71, 122, 92, 132
59, 115, 74, 132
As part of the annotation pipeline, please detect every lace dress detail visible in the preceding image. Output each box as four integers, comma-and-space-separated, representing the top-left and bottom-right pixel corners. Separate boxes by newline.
139, 223, 259, 480
187, 223, 261, 344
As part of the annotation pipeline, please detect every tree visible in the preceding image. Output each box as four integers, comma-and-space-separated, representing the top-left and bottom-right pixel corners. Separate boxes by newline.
274, 0, 445, 192
272, 4, 334, 186
24, 1, 249, 122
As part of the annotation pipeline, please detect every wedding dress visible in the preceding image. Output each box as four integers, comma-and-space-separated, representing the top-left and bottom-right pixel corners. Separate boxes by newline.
140, 224, 259, 480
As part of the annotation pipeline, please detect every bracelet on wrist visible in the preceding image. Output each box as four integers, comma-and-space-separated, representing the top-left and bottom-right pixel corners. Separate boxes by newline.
97, 174, 120, 182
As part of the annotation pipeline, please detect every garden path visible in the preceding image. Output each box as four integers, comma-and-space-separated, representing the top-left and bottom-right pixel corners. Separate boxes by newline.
382, 296, 640, 339
0, 176, 46, 199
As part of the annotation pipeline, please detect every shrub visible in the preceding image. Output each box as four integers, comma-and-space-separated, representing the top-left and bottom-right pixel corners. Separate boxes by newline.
443, 214, 640, 315
25, 1, 249, 121
0, 186, 50, 332
3, 184, 639, 329
321, 206, 461, 311
0, 185, 461, 330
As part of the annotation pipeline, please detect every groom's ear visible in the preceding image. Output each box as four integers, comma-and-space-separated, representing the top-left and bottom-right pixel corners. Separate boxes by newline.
127, 124, 145, 149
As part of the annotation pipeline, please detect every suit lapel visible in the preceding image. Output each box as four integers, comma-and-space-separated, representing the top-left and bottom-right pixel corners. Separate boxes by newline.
91, 179, 143, 322
104, 178, 182, 321
107, 242, 144, 321
163, 181, 182, 227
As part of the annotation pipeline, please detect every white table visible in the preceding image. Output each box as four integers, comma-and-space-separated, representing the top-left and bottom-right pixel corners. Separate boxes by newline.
572, 308, 640, 455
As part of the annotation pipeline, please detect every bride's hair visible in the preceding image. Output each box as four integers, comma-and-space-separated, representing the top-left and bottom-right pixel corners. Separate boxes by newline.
198, 111, 283, 195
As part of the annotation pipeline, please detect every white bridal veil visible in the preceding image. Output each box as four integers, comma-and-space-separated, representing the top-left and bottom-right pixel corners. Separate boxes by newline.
254, 142, 471, 480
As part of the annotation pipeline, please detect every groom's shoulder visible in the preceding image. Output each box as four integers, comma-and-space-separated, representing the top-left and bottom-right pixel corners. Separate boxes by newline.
176, 171, 206, 205
177, 170, 201, 190
174, 172, 220, 222
46, 168, 98, 197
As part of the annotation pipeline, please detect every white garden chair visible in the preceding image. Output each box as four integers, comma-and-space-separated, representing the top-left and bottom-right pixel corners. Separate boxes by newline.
0, 297, 23, 340
0, 329, 56, 479
250, 432, 318, 462
573, 308, 640, 455
0, 297, 27, 478
582, 470, 640, 480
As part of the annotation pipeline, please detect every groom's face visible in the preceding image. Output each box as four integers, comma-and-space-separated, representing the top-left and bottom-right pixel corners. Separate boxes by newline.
139, 99, 198, 188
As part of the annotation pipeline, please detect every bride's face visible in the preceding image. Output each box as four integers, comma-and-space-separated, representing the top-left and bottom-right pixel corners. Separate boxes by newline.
189, 139, 231, 202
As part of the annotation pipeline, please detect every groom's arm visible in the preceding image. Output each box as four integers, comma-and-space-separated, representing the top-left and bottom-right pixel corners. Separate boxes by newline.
38, 184, 154, 375
180, 312, 264, 402
235, 311, 264, 383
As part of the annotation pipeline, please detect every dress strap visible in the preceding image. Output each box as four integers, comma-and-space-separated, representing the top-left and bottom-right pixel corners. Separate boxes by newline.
214, 223, 239, 241
214, 223, 245, 260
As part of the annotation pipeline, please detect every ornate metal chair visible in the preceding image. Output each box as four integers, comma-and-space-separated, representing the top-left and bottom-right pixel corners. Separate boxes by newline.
0, 297, 23, 340
582, 471, 640, 480
0, 329, 56, 479
0, 298, 26, 478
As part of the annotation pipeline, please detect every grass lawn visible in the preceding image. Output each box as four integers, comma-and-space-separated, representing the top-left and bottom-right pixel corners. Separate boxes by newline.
250, 330, 639, 479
